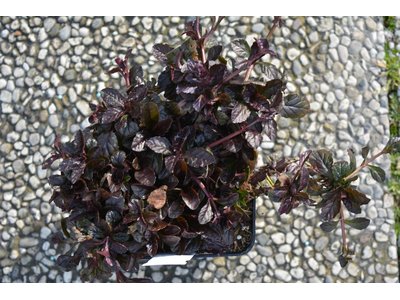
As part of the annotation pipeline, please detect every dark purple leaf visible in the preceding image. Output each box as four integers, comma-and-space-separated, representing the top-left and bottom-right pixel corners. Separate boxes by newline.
231, 39, 251, 58
146, 136, 172, 155
319, 189, 342, 221
223, 138, 242, 153
186, 59, 208, 78
217, 194, 239, 207
73, 130, 85, 153
343, 188, 370, 214
152, 117, 173, 136
309, 149, 333, 180
165, 155, 180, 172
245, 130, 262, 148
344, 218, 370, 230
362, 146, 369, 160
152, 44, 174, 63
383, 137, 400, 153
59, 158, 82, 172
48, 175, 67, 186
259, 62, 280, 81
102, 107, 125, 124
332, 161, 350, 182
299, 150, 312, 167
105, 196, 125, 213
320, 220, 339, 232
339, 254, 349, 268
146, 238, 158, 257
279, 94, 310, 119
208, 45, 223, 61
193, 94, 208, 112
172, 126, 192, 153
278, 197, 293, 215
111, 151, 126, 168
141, 102, 159, 129
56, 255, 80, 272
134, 168, 156, 187
347, 148, 357, 172
180, 187, 200, 210
168, 200, 185, 219
198, 201, 213, 225
131, 132, 147, 152
106, 211, 121, 226
231, 102, 251, 124
162, 236, 181, 247
183, 147, 215, 168
268, 187, 288, 202
159, 225, 181, 236
98, 132, 118, 157
367, 165, 385, 183
101, 88, 124, 108
262, 119, 277, 140
71, 167, 84, 184
298, 167, 309, 192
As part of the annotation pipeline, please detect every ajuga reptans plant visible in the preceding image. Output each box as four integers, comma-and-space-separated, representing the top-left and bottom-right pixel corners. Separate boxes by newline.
43, 16, 400, 282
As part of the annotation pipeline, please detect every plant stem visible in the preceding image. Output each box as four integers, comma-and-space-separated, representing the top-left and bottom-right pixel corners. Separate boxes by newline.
340, 203, 348, 252
344, 151, 384, 181
208, 118, 263, 148
124, 70, 130, 88
203, 16, 225, 44
188, 169, 220, 216
244, 63, 255, 81
266, 23, 277, 40
196, 17, 207, 64
214, 17, 278, 93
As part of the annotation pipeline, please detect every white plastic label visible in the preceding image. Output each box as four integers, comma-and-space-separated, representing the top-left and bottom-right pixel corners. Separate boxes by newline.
142, 254, 195, 266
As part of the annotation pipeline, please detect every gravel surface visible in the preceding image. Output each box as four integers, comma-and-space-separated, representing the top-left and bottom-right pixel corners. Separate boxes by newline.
0, 16, 398, 283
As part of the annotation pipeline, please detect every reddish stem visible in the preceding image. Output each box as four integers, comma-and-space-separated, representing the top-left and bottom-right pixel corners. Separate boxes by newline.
208, 118, 263, 148
196, 17, 206, 64
244, 63, 255, 81
340, 203, 348, 252
188, 169, 220, 216
344, 151, 383, 181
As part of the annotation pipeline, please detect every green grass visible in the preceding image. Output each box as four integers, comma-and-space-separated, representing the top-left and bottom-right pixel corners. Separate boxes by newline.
384, 16, 397, 33
384, 17, 400, 242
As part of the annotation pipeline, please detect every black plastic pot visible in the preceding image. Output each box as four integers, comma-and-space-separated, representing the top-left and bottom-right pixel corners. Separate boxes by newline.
195, 199, 256, 258
143, 199, 256, 261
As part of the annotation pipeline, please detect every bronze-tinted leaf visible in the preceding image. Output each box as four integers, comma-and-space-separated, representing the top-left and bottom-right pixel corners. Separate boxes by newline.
141, 102, 159, 129
147, 185, 168, 209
